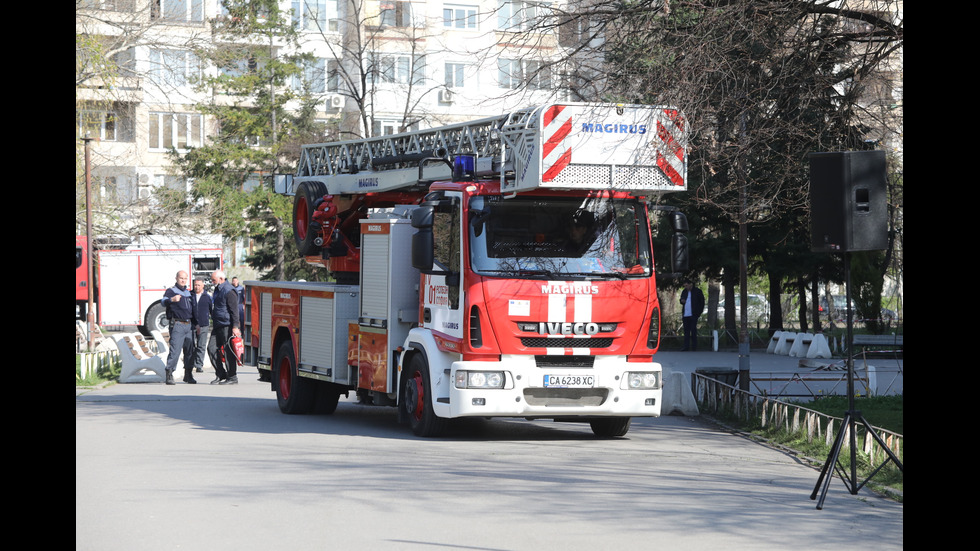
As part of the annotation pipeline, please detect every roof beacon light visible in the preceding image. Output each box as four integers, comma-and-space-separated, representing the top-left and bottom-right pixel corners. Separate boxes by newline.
453, 154, 476, 182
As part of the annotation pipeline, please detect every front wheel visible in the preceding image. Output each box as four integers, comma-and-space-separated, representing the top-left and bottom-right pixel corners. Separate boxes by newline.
589, 417, 632, 438
273, 340, 315, 414
402, 354, 447, 437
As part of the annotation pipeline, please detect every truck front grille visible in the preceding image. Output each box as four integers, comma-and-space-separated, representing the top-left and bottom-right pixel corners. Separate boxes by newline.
534, 355, 595, 368
520, 337, 614, 349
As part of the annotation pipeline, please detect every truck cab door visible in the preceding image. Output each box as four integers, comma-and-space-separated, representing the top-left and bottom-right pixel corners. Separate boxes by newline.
413, 192, 465, 343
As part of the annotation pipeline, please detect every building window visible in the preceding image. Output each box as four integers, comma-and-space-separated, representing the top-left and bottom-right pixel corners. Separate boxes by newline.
152, 174, 190, 193
148, 112, 203, 151
100, 176, 119, 201
293, 58, 328, 93
292, 0, 339, 32
498, 58, 551, 90
445, 62, 467, 88
327, 59, 342, 92
218, 47, 262, 79
372, 119, 419, 136
152, 0, 204, 23
498, 0, 552, 31
443, 4, 477, 29
380, 1, 414, 28
149, 49, 202, 88
372, 53, 425, 85
78, 110, 118, 141
80, 0, 137, 12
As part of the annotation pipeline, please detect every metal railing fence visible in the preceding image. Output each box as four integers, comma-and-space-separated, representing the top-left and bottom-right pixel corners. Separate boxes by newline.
692, 373, 903, 469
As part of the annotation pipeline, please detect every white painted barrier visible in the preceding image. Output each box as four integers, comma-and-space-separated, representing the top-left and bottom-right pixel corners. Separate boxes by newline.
767, 331, 783, 354
789, 333, 813, 357
663, 371, 700, 416
774, 332, 795, 355
806, 333, 833, 359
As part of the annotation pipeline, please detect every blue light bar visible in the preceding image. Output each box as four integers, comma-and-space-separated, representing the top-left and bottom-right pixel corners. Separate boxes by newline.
453, 154, 476, 181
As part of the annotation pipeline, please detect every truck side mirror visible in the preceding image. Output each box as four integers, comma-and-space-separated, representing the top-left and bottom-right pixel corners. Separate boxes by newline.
672, 233, 689, 273
670, 211, 689, 273
412, 228, 434, 271
411, 206, 435, 271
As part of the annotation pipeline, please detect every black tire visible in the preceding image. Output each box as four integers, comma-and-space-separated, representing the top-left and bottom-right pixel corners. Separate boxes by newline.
273, 340, 315, 414
402, 354, 447, 437
589, 417, 632, 438
293, 181, 328, 256
144, 303, 168, 334
313, 383, 342, 415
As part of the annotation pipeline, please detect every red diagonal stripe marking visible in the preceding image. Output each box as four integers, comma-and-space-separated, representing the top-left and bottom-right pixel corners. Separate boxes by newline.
543, 148, 572, 182
543, 117, 572, 160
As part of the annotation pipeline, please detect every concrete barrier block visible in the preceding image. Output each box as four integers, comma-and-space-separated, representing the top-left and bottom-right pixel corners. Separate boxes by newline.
767, 331, 783, 354
806, 333, 833, 359
662, 371, 700, 416
774, 332, 795, 355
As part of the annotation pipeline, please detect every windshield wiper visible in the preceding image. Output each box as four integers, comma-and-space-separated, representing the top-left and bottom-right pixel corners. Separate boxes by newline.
561, 271, 628, 280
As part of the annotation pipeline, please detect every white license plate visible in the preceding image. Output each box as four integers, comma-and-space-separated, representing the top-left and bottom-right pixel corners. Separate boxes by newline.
543, 374, 595, 388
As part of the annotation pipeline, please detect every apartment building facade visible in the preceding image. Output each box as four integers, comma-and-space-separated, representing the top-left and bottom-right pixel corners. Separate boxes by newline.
77, 0, 589, 214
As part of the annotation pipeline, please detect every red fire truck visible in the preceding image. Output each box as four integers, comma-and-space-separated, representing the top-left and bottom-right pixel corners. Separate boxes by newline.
244, 103, 689, 437
76, 234, 223, 332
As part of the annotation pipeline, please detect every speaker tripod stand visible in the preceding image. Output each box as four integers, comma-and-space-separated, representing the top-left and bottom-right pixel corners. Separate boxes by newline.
809, 254, 903, 509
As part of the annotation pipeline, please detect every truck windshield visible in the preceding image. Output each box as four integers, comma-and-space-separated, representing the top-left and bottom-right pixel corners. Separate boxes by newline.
468, 195, 652, 279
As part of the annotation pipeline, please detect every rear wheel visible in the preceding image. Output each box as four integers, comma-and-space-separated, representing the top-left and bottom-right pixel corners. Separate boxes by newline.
144, 303, 168, 334
402, 354, 447, 437
313, 383, 342, 415
589, 417, 631, 438
273, 340, 315, 414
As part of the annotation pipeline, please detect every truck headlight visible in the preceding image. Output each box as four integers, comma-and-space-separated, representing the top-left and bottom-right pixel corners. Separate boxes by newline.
455, 371, 505, 389
626, 372, 660, 389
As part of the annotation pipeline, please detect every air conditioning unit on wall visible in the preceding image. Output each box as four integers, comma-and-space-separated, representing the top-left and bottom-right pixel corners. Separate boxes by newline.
328, 95, 344, 109
438, 89, 454, 104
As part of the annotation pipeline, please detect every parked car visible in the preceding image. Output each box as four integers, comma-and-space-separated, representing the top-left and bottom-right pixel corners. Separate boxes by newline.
820, 295, 898, 322
819, 295, 852, 321
717, 294, 770, 323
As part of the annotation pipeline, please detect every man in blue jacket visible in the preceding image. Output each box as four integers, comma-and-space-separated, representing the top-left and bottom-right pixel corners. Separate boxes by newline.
208, 270, 241, 384
190, 278, 213, 374
162, 270, 196, 384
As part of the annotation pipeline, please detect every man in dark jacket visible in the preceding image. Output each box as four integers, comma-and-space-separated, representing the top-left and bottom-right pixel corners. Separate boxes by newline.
190, 278, 213, 374
162, 270, 196, 384
679, 279, 705, 351
208, 270, 241, 384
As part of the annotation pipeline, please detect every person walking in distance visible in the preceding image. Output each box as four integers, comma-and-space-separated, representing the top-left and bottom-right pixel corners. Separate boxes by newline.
162, 270, 196, 384
208, 270, 241, 384
190, 278, 212, 374
679, 279, 705, 351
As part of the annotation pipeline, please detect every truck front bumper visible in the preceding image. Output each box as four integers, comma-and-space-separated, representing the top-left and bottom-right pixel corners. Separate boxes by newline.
445, 355, 662, 419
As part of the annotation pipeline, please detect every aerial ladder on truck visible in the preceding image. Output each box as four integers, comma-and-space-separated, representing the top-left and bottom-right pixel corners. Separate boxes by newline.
246, 103, 690, 437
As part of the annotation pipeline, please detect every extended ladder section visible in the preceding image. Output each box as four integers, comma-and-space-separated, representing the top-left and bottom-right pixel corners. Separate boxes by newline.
294, 103, 687, 196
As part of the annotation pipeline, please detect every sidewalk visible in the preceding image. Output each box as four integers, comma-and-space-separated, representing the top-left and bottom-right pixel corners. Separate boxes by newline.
656, 348, 904, 398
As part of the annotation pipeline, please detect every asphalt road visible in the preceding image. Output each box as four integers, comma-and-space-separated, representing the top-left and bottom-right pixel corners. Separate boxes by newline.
76, 352, 903, 551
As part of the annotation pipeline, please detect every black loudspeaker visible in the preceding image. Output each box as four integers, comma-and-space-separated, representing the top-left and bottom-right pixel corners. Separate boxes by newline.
809, 150, 888, 252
